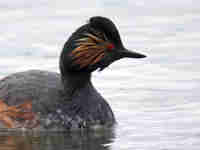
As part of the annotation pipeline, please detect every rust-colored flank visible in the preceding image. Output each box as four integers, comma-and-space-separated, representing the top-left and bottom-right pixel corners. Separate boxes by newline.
0, 100, 39, 129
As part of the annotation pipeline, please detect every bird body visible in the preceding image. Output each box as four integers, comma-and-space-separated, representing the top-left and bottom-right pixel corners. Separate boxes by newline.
0, 70, 115, 130
0, 16, 146, 130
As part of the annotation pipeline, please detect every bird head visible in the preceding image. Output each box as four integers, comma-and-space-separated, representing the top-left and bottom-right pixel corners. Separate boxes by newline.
60, 16, 146, 74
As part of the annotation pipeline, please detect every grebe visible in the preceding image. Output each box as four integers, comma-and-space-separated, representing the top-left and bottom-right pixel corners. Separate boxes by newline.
0, 16, 146, 130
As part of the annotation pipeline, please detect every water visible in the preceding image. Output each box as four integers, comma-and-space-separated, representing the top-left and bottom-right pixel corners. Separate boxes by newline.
0, 0, 200, 149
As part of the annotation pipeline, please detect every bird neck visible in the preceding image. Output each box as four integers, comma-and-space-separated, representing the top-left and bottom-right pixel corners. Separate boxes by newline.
61, 71, 93, 98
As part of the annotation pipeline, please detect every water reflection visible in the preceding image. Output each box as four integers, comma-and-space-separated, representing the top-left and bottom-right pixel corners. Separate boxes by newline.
0, 128, 115, 150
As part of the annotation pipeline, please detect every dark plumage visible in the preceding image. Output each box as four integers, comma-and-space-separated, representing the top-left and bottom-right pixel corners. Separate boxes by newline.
0, 16, 146, 131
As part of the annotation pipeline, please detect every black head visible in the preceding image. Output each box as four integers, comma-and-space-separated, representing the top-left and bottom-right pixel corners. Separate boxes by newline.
60, 16, 146, 74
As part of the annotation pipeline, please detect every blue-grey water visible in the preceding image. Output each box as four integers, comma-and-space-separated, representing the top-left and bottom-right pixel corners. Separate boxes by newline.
0, 0, 200, 149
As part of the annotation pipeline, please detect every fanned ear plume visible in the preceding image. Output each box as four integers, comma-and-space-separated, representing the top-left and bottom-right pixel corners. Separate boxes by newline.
70, 32, 110, 69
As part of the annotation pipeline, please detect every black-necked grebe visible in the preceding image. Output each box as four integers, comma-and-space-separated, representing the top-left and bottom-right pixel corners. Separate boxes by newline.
0, 16, 146, 131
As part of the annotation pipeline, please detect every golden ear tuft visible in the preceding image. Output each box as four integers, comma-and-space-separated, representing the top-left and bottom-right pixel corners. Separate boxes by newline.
69, 31, 110, 69
84, 33, 104, 43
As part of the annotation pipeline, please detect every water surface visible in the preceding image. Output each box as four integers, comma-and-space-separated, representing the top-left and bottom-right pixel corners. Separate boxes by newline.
0, 0, 200, 149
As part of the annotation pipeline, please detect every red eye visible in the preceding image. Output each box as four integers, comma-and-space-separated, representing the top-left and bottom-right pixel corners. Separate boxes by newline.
107, 43, 115, 50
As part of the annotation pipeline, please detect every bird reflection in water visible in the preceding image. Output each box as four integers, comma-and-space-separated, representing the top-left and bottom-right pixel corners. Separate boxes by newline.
0, 128, 115, 150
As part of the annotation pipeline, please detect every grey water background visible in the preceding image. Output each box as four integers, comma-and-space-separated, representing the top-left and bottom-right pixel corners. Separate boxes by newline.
0, 0, 200, 149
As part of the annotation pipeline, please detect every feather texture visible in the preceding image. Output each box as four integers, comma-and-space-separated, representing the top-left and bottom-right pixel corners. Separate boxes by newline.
0, 100, 39, 129
70, 32, 111, 69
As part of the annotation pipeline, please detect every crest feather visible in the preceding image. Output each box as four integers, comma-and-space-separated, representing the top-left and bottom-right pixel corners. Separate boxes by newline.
70, 30, 111, 69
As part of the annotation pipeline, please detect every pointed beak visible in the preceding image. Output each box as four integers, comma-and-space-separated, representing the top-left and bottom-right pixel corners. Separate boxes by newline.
119, 49, 147, 59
